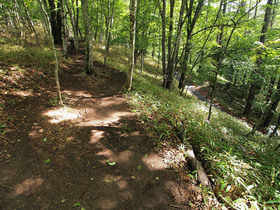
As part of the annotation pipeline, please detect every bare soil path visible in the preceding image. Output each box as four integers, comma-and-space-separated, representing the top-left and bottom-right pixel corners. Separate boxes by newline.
0, 52, 204, 209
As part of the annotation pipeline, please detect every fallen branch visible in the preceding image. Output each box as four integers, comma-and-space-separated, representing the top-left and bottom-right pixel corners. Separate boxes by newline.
185, 141, 212, 188
0, 182, 12, 189
176, 131, 220, 207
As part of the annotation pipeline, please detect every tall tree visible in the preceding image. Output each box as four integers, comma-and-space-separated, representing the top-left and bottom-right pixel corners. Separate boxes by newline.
81, 0, 95, 75
163, 0, 175, 88
243, 0, 273, 116
21, 0, 41, 46
104, 0, 116, 69
48, 0, 62, 44
157, 0, 166, 83
65, 0, 79, 51
60, 0, 68, 58
262, 79, 280, 127
177, 0, 205, 89
37, 0, 63, 105
126, 0, 137, 90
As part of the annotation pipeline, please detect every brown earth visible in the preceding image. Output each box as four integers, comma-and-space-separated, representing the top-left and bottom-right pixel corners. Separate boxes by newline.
0, 51, 206, 209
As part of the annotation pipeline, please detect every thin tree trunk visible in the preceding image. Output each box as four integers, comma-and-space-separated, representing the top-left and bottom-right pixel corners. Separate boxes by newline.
208, 3, 258, 120
99, 2, 104, 46
126, 0, 137, 90
75, 0, 80, 40
37, 0, 63, 105
270, 113, 280, 138
104, 0, 116, 69
164, 0, 174, 88
266, 77, 275, 103
81, 0, 95, 75
60, 0, 68, 58
178, 0, 205, 89
94, 9, 99, 40
14, 0, 24, 37
208, 21, 237, 121
21, 0, 41, 46
157, 0, 166, 83
4, 6, 16, 32
262, 80, 280, 127
270, 0, 276, 28
66, 0, 78, 51
207, 0, 227, 120
253, 0, 258, 21
243, 0, 273, 116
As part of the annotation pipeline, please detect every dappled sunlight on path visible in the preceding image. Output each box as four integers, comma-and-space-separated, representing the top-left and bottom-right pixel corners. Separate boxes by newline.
0, 52, 205, 209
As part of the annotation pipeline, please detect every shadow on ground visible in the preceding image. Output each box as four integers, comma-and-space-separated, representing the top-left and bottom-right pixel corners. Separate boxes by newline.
0, 53, 204, 209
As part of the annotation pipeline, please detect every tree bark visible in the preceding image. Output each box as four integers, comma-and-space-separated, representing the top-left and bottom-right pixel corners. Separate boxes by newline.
81, 0, 95, 75
60, 0, 68, 58
104, 0, 116, 69
164, 0, 175, 88
21, 0, 41, 46
178, 0, 205, 89
65, 0, 78, 51
48, 0, 62, 44
207, 0, 227, 120
126, 0, 137, 90
243, 0, 273, 116
157, 0, 166, 83
261, 80, 280, 127
37, 0, 63, 105
99, 2, 104, 46
270, 112, 280, 138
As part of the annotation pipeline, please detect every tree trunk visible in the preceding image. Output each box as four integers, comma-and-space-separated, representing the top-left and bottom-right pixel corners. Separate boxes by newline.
243, 83, 258, 116
37, 0, 63, 105
13, 0, 24, 38
178, 0, 205, 89
21, 0, 41, 46
94, 9, 99, 40
48, 0, 62, 44
270, 0, 276, 28
270, 112, 280, 138
65, 0, 78, 51
104, 0, 116, 69
126, 0, 137, 90
99, 2, 104, 46
81, 0, 95, 75
243, 0, 273, 116
262, 80, 280, 127
253, 0, 258, 20
266, 77, 275, 103
207, 0, 227, 120
164, 0, 175, 88
157, 0, 166, 83
60, 0, 68, 58
75, 0, 80, 40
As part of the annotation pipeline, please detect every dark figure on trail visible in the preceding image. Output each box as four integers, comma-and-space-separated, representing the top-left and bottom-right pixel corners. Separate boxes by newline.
69, 37, 75, 53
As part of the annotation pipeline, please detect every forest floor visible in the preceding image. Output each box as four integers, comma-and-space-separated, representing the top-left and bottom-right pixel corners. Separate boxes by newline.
0, 51, 207, 209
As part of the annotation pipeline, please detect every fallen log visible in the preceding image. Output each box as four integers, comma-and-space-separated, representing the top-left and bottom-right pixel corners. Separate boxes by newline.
177, 132, 221, 208
184, 141, 212, 189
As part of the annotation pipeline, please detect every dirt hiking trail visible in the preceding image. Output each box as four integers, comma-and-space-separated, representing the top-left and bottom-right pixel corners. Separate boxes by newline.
0, 52, 205, 209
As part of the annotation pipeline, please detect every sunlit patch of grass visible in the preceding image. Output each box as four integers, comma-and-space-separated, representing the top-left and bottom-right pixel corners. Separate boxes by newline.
0, 41, 56, 72
94, 43, 280, 209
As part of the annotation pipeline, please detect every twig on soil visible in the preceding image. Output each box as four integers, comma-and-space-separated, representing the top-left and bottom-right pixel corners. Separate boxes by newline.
0, 182, 12, 189
169, 204, 181, 208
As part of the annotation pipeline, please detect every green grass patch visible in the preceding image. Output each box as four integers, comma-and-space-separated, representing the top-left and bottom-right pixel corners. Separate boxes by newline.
93, 43, 280, 209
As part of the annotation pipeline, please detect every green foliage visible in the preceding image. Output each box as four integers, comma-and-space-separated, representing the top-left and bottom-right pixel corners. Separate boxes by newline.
96, 44, 280, 209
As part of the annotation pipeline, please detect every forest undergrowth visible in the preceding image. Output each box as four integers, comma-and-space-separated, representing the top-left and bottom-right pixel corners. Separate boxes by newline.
1, 34, 279, 208
93, 43, 280, 209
